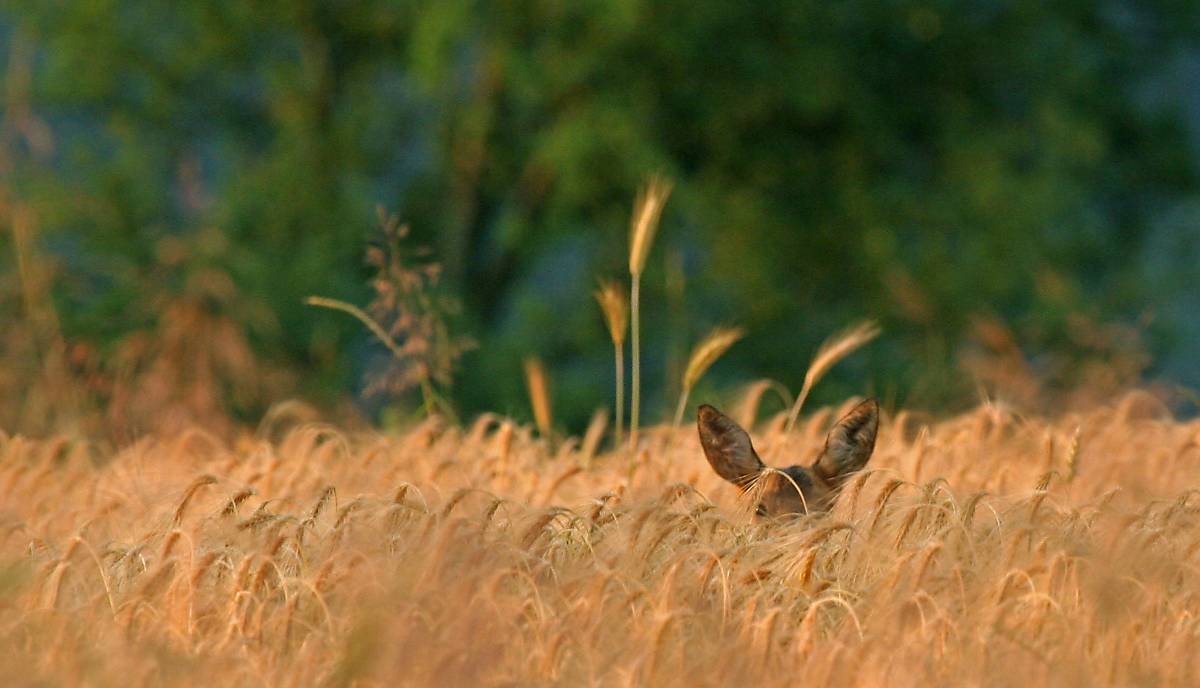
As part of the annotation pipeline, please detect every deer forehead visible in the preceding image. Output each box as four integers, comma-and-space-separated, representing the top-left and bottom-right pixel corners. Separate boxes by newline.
774, 465, 819, 491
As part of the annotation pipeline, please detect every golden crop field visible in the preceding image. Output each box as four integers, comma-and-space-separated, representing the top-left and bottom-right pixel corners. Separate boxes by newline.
6, 6, 1200, 686
3, 391, 1198, 687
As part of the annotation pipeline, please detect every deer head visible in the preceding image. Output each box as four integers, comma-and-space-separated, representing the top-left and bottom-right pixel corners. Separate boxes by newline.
697, 399, 879, 517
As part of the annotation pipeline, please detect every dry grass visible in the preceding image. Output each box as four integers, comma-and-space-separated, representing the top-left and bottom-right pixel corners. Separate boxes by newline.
2, 392, 1199, 686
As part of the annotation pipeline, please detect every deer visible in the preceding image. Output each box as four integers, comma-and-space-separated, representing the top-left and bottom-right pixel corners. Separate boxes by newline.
696, 399, 879, 517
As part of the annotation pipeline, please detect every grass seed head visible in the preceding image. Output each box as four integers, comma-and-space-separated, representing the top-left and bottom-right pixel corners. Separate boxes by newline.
682, 327, 745, 395
785, 320, 881, 432
594, 280, 629, 347
628, 176, 673, 277
524, 357, 553, 437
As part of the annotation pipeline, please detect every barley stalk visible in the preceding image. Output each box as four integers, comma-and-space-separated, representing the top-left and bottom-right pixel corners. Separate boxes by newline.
580, 407, 608, 465
173, 474, 217, 525
628, 177, 673, 450
10, 361, 1200, 686
673, 327, 745, 426
784, 320, 880, 433
595, 280, 628, 446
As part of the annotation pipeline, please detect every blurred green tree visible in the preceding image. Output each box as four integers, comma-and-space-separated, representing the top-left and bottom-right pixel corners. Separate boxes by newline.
2, 1, 1197, 430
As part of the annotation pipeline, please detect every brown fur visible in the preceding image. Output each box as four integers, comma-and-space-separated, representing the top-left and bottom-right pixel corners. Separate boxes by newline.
697, 399, 879, 516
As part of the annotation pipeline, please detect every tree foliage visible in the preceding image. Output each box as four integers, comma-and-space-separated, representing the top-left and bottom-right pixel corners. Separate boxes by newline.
2, 1, 1198, 428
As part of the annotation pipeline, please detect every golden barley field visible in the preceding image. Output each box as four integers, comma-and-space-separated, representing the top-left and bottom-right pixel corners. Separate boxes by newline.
2, 391, 1199, 687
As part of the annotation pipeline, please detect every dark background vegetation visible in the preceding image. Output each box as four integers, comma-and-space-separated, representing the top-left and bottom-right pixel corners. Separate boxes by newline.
2, 2, 1199, 436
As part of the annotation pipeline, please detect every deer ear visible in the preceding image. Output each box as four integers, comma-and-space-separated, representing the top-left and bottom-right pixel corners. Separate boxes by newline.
813, 399, 879, 486
697, 404, 764, 490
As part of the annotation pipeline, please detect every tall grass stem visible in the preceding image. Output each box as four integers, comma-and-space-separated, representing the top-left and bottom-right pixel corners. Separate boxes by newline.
629, 276, 641, 450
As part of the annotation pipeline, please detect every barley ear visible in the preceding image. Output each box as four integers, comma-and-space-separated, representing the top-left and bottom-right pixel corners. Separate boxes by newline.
594, 280, 628, 346
784, 320, 880, 434
628, 177, 673, 277
524, 357, 552, 438
595, 280, 628, 446
1065, 425, 1082, 482
628, 176, 673, 450
674, 327, 744, 426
